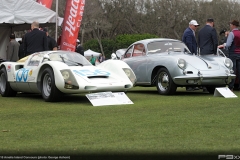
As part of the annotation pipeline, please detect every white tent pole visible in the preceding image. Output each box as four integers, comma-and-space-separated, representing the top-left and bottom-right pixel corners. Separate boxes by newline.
55, 0, 58, 41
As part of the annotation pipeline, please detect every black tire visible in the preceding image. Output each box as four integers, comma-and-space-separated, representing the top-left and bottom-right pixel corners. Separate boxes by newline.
156, 68, 177, 95
41, 67, 62, 102
0, 67, 17, 97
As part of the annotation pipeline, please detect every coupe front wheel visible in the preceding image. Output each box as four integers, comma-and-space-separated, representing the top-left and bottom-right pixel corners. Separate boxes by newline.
0, 67, 16, 97
41, 67, 62, 102
156, 68, 177, 95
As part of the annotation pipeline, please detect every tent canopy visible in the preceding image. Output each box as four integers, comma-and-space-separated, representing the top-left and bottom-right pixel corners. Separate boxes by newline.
0, 0, 57, 31
84, 49, 101, 57
0, 0, 58, 59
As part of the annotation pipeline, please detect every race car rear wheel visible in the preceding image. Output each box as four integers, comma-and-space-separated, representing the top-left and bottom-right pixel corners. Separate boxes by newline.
156, 68, 177, 95
0, 67, 17, 97
41, 67, 62, 102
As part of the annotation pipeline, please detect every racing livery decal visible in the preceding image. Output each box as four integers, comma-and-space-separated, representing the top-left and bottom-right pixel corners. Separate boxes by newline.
29, 70, 33, 76
73, 69, 110, 77
16, 68, 29, 82
7, 64, 11, 72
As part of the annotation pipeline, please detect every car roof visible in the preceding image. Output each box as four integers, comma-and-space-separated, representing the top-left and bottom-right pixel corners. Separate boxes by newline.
133, 38, 181, 45
17, 50, 80, 63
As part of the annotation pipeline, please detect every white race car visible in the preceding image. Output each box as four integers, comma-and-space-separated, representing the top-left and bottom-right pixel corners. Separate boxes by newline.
0, 51, 136, 102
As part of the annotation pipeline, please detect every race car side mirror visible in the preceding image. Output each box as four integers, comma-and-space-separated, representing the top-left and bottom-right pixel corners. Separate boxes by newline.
42, 54, 50, 62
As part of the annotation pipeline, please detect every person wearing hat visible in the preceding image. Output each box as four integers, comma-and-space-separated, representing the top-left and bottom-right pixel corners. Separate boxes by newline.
182, 20, 200, 91
6, 33, 20, 62
182, 20, 200, 55
218, 20, 240, 91
198, 18, 218, 56
75, 39, 84, 56
43, 28, 57, 51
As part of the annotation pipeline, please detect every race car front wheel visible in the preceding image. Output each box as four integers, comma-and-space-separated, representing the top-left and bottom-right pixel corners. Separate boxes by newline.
41, 67, 62, 102
156, 68, 177, 95
0, 67, 17, 97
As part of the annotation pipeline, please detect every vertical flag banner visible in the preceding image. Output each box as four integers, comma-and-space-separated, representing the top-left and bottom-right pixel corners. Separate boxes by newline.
60, 0, 85, 51
37, 0, 53, 9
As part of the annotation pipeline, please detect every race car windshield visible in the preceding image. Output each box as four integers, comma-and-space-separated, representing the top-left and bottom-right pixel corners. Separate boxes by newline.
49, 52, 92, 66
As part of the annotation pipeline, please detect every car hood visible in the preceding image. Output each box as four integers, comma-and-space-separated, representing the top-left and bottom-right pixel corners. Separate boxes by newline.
69, 66, 121, 83
173, 54, 222, 70
71, 66, 110, 77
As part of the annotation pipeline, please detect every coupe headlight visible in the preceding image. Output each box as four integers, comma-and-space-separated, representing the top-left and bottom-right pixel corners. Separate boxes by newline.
177, 59, 187, 69
123, 68, 137, 85
224, 58, 233, 69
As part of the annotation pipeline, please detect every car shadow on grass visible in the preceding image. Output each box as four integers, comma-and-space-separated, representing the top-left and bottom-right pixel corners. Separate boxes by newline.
16, 92, 91, 103
127, 87, 212, 97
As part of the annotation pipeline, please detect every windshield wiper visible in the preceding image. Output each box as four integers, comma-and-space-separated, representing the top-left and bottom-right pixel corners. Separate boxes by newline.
59, 55, 83, 66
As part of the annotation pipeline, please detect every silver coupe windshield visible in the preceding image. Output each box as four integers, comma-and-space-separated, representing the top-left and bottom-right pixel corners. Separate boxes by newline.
147, 41, 191, 54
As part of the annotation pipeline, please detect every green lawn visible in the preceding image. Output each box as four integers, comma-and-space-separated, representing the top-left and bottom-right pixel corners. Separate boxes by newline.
0, 87, 239, 157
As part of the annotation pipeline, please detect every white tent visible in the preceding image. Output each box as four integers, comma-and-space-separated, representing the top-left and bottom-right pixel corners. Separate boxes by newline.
84, 49, 101, 57
0, 0, 58, 59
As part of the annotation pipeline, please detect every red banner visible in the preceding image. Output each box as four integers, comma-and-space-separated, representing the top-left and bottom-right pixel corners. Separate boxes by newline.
60, 0, 85, 51
37, 0, 53, 9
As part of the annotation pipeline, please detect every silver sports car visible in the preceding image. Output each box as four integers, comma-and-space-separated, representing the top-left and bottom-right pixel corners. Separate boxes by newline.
118, 38, 235, 95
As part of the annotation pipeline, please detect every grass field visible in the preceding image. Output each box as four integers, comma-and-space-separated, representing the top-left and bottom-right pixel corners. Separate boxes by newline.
1, 86, 240, 158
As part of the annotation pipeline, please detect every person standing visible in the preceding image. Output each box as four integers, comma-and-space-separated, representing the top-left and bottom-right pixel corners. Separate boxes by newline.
90, 55, 96, 65
24, 21, 48, 56
198, 18, 218, 55
98, 53, 105, 63
6, 33, 19, 62
18, 35, 25, 59
218, 20, 240, 91
43, 28, 57, 51
75, 39, 84, 56
182, 20, 200, 91
182, 20, 200, 55
219, 30, 230, 57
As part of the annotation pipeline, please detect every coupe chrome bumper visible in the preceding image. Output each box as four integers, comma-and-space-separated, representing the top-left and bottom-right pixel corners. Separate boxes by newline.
173, 73, 236, 85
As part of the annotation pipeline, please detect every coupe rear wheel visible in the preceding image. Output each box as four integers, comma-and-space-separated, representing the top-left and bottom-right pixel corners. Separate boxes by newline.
0, 67, 17, 97
41, 67, 62, 102
156, 68, 177, 95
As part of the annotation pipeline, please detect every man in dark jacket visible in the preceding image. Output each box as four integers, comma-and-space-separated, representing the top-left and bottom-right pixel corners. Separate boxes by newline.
182, 20, 199, 55
182, 20, 200, 91
24, 21, 48, 56
18, 35, 25, 59
43, 28, 57, 51
75, 39, 84, 56
198, 18, 218, 55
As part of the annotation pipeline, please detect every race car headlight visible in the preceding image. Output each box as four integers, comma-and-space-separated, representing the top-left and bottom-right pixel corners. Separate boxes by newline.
224, 58, 233, 69
123, 68, 137, 85
177, 59, 187, 69
61, 70, 70, 80
60, 69, 79, 89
